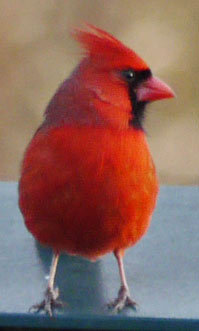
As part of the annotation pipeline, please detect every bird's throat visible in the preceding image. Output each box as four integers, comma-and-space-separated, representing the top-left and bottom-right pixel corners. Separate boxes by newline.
128, 87, 147, 130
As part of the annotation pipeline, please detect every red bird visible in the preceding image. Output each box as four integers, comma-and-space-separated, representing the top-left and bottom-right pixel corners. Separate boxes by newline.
19, 24, 174, 315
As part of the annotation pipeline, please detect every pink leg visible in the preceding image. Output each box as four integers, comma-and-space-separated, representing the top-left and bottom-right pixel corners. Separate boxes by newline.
30, 252, 64, 316
108, 249, 137, 313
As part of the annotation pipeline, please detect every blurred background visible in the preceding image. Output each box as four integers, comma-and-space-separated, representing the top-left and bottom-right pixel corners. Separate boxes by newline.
0, 0, 198, 184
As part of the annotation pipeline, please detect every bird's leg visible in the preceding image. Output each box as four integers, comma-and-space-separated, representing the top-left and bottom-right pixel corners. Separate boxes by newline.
30, 252, 64, 316
108, 249, 137, 313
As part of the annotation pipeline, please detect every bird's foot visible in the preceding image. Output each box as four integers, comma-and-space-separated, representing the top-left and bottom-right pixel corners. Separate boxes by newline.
29, 286, 64, 316
108, 285, 137, 313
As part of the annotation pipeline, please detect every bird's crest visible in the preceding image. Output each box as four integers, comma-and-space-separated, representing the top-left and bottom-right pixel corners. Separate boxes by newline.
72, 23, 148, 70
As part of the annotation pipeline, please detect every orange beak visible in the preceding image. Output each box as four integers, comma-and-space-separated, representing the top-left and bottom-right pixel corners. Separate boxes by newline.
137, 76, 175, 102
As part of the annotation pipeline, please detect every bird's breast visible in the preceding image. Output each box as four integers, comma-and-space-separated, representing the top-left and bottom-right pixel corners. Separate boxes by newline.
19, 125, 159, 259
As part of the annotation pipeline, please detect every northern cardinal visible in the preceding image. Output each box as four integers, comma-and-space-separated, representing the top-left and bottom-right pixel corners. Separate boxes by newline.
19, 24, 174, 315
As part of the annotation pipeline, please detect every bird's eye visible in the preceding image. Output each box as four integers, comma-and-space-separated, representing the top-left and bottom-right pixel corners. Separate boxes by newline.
122, 69, 136, 83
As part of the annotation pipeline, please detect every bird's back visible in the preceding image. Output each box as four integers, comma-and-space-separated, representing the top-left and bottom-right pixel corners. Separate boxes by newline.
19, 125, 158, 260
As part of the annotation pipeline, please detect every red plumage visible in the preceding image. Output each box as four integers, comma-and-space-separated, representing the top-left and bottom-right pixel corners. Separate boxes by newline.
20, 126, 158, 259
19, 24, 174, 315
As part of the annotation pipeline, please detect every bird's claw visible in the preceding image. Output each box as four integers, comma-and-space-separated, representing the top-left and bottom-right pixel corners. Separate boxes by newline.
107, 285, 137, 313
29, 287, 64, 316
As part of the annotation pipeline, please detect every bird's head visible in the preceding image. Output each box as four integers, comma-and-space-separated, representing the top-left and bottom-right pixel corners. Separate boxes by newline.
45, 24, 174, 130
71, 23, 175, 130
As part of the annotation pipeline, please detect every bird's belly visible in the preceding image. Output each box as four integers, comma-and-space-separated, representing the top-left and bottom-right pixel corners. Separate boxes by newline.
19, 126, 159, 259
